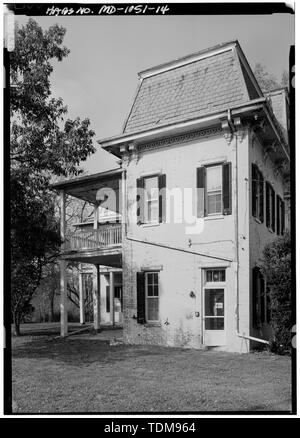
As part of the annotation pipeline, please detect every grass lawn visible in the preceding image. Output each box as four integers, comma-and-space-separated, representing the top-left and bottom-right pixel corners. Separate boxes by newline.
12, 323, 292, 413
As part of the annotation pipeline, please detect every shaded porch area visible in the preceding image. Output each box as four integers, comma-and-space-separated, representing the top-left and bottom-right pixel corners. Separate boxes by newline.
51, 167, 125, 337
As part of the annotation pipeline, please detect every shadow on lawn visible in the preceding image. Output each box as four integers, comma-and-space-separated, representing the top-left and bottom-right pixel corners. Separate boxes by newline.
12, 323, 83, 338
12, 337, 171, 366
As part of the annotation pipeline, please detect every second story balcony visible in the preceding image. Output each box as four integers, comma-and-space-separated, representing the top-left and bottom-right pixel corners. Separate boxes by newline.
51, 168, 124, 266
66, 223, 122, 252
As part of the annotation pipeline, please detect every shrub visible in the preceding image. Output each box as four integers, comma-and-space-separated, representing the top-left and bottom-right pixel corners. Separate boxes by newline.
261, 232, 291, 354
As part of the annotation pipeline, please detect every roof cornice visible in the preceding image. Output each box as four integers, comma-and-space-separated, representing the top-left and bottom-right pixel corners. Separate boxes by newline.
98, 98, 267, 150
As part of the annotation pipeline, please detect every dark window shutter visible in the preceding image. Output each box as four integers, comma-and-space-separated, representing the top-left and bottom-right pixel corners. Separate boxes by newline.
136, 178, 144, 224
252, 268, 258, 327
281, 200, 285, 235
266, 183, 270, 228
197, 166, 206, 217
222, 162, 232, 215
271, 187, 275, 231
136, 272, 146, 324
259, 172, 264, 223
276, 195, 280, 235
252, 164, 257, 218
158, 174, 166, 223
106, 285, 110, 313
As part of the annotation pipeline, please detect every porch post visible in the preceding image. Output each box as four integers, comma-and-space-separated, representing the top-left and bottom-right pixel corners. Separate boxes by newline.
79, 264, 85, 325
93, 264, 101, 331
109, 271, 115, 325
60, 190, 68, 337
94, 204, 98, 229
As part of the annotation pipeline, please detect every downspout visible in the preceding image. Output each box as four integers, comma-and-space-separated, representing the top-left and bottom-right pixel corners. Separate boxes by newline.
229, 110, 269, 346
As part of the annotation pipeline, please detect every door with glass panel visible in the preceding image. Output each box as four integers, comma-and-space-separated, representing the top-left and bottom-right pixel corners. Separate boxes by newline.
203, 269, 226, 346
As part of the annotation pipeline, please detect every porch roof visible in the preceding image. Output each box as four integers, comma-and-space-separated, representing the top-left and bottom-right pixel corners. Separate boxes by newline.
50, 168, 123, 205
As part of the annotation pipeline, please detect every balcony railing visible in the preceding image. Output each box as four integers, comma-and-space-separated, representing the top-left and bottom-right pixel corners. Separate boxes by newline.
66, 224, 122, 252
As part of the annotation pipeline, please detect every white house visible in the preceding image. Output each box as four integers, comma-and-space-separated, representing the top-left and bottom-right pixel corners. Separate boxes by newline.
53, 40, 290, 353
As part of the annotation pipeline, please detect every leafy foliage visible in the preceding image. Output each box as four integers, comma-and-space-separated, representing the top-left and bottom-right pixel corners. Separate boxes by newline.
261, 232, 292, 354
253, 63, 289, 93
10, 19, 95, 335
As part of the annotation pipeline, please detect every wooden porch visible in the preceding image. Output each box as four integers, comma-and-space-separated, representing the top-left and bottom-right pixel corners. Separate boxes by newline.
66, 223, 122, 252
51, 167, 126, 337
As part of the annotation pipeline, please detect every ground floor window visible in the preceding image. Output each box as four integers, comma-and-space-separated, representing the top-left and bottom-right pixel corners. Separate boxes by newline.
204, 268, 226, 330
252, 267, 270, 327
145, 272, 159, 322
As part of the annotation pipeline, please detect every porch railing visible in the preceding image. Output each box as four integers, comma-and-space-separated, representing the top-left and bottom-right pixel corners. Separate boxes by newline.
66, 224, 122, 251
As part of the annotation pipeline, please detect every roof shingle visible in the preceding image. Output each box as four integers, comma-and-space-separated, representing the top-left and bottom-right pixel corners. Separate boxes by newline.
123, 46, 258, 134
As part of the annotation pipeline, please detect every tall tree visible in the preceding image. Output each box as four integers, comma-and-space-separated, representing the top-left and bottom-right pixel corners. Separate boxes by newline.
253, 63, 281, 92
261, 232, 291, 354
10, 19, 95, 335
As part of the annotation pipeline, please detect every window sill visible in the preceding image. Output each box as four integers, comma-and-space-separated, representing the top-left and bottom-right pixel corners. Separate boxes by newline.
140, 222, 160, 228
144, 322, 161, 327
204, 214, 224, 221
254, 217, 263, 225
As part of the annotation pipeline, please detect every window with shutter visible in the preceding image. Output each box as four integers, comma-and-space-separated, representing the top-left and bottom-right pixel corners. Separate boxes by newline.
276, 195, 285, 236
276, 195, 281, 235
281, 200, 285, 234
252, 164, 258, 218
158, 174, 166, 223
136, 178, 144, 224
106, 285, 110, 313
137, 174, 166, 225
145, 272, 159, 322
259, 172, 264, 223
252, 267, 267, 327
206, 165, 222, 215
222, 162, 232, 215
266, 182, 271, 228
136, 272, 146, 324
252, 267, 259, 327
271, 187, 275, 232
197, 166, 206, 217
252, 164, 264, 222
197, 162, 232, 217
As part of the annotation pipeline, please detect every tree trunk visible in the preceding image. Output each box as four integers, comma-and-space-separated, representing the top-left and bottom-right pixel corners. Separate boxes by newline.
14, 315, 21, 336
49, 292, 55, 322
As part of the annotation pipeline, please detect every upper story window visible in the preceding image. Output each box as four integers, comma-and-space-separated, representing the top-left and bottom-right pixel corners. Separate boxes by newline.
136, 174, 166, 225
206, 165, 222, 215
252, 164, 264, 222
145, 176, 159, 224
266, 181, 275, 232
276, 195, 285, 236
197, 162, 232, 217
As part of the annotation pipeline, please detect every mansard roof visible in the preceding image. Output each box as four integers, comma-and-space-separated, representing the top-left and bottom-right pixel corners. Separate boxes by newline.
123, 40, 263, 134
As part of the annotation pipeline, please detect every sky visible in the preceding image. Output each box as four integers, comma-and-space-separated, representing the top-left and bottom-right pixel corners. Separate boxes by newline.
16, 12, 294, 174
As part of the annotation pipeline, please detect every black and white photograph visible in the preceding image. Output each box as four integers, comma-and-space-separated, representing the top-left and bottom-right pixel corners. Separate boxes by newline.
3, 1, 296, 418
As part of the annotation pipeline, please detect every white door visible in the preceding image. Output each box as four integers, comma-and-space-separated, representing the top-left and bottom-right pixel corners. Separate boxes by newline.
203, 269, 226, 346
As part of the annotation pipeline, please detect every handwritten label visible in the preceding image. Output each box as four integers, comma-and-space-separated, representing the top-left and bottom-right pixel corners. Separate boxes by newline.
46, 4, 170, 16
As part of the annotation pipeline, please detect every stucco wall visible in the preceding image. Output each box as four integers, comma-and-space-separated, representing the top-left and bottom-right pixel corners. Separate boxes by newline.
122, 129, 251, 352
